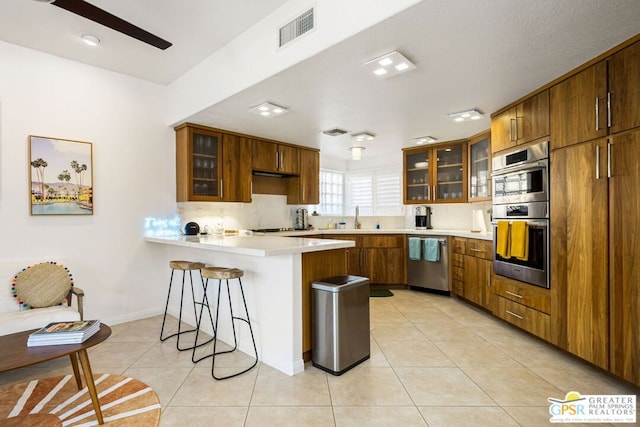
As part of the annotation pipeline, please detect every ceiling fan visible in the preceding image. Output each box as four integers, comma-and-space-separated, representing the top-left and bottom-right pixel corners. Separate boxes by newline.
36, 0, 172, 50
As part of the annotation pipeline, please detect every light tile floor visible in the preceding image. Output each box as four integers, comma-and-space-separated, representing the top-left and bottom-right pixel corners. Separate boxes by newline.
1, 289, 637, 426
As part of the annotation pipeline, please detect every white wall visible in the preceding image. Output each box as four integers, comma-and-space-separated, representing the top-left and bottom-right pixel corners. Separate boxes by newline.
0, 41, 175, 325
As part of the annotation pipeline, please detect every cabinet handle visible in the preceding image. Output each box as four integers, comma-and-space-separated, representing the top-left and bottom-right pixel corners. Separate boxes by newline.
506, 290, 523, 299
275, 151, 280, 170
469, 248, 483, 253
506, 310, 524, 320
595, 97, 600, 131
220, 179, 224, 199
509, 118, 517, 142
595, 145, 600, 180
607, 92, 612, 128
607, 141, 612, 178
250, 180, 253, 195
302, 184, 306, 202
280, 152, 284, 170
427, 184, 430, 200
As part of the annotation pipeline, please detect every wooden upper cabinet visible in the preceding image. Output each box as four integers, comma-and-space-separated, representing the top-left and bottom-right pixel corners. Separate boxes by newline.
468, 131, 491, 201
550, 62, 608, 150
175, 124, 223, 202
608, 40, 640, 134
287, 148, 319, 204
491, 90, 549, 153
222, 134, 252, 202
252, 139, 300, 175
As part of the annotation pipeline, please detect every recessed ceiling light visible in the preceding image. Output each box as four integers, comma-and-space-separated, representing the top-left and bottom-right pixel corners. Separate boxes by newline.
249, 102, 289, 118
351, 132, 375, 142
413, 136, 437, 145
81, 34, 100, 46
448, 109, 484, 122
362, 51, 416, 79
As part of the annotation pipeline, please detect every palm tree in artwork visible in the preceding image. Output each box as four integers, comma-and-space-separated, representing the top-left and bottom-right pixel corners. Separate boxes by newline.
30, 158, 48, 202
58, 170, 72, 201
70, 160, 88, 199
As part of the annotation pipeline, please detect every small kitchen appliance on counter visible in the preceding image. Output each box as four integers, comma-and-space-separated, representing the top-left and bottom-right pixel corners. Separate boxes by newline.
184, 221, 200, 235
295, 208, 309, 230
415, 206, 432, 230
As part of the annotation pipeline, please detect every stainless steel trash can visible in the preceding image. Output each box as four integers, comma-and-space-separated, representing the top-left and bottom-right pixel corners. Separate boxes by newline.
312, 275, 370, 375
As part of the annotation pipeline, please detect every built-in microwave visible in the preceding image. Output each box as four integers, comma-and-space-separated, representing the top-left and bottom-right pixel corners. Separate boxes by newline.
492, 141, 549, 205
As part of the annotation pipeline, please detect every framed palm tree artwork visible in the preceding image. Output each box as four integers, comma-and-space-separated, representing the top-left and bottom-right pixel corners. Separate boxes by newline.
29, 136, 93, 215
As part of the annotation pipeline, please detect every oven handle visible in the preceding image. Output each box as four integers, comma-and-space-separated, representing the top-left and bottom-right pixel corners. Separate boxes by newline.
491, 220, 548, 227
492, 158, 548, 177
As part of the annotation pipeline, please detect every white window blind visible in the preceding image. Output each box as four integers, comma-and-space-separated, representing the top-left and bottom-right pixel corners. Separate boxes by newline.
346, 168, 402, 216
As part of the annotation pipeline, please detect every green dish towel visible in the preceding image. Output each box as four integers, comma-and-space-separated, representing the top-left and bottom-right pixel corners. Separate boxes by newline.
408, 237, 421, 260
424, 238, 440, 262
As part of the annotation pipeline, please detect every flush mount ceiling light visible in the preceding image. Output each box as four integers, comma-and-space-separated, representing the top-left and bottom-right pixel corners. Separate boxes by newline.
349, 146, 366, 160
413, 136, 437, 145
448, 109, 483, 122
362, 51, 416, 79
351, 132, 375, 142
249, 102, 289, 118
81, 34, 101, 46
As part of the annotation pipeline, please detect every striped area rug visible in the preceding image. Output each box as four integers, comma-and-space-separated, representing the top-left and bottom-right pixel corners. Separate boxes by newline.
0, 374, 160, 426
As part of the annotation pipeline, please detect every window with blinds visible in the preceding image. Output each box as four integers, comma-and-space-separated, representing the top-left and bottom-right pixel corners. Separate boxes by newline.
346, 168, 402, 216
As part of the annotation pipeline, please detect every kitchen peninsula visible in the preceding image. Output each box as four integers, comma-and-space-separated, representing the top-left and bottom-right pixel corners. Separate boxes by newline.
146, 234, 353, 376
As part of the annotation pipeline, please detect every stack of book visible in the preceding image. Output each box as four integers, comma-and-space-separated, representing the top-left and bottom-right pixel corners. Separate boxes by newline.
27, 320, 101, 347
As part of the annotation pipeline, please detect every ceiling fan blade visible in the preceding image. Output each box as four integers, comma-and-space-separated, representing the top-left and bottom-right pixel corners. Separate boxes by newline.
51, 0, 172, 50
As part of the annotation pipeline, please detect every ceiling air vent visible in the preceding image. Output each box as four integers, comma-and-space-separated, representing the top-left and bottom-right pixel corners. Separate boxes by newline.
322, 128, 348, 137
279, 7, 314, 48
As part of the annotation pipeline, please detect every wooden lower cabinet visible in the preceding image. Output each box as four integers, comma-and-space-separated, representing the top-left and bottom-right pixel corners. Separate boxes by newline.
301, 249, 347, 362
336, 234, 405, 285
463, 255, 492, 310
494, 296, 550, 341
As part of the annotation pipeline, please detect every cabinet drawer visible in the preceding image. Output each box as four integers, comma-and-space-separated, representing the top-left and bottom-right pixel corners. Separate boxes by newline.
452, 253, 464, 268
495, 296, 550, 341
466, 239, 493, 260
452, 237, 466, 254
362, 235, 404, 248
452, 266, 464, 282
494, 277, 551, 314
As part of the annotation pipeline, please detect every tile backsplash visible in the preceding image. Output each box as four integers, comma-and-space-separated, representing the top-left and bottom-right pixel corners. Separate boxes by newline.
178, 195, 492, 233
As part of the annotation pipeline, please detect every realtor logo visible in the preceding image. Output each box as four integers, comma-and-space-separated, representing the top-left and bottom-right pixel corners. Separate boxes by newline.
548, 391, 636, 423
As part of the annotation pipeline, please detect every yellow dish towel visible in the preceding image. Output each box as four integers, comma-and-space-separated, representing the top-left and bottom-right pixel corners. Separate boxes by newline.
511, 221, 529, 261
496, 221, 510, 259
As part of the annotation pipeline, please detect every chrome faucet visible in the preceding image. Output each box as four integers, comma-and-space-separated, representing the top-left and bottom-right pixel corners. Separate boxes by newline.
355, 206, 360, 229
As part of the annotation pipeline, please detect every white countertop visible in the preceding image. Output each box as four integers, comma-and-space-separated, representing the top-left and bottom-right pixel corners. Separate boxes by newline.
145, 234, 355, 257
256, 228, 494, 241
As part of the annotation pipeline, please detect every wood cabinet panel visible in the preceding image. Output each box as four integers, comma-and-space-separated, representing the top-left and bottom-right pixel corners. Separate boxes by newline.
452, 237, 466, 255
550, 139, 609, 369
466, 239, 492, 260
493, 275, 551, 314
491, 107, 517, 153
608, 41, 640, 134
468, 131, 491, 201
251, 139, 300, 175
222, 134, 252, 202
301, 249, 347, 360
495, 296, 550, 341
364, 247, 404, 284
608, 130, 640, 385
278, 145, 300, 175
361, 235, 403, 248
516, 89, 550, 143
287, 148, 319, 204
550, 62, 608, 150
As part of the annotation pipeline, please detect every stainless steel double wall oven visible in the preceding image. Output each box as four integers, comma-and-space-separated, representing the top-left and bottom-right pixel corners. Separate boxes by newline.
491, 141, 550, 288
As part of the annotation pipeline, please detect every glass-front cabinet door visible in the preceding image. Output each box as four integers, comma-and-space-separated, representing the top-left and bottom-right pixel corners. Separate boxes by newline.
468, 131, 491, 201
404, 148, 432, 203
185, 127, 223, 201
434, 142, 467, 202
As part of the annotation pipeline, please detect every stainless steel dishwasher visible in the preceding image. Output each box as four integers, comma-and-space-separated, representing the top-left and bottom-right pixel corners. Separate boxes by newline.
406, 235, 450, 294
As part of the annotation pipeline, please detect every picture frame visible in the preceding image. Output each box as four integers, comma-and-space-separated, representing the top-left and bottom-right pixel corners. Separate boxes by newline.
29, 136, 93, 215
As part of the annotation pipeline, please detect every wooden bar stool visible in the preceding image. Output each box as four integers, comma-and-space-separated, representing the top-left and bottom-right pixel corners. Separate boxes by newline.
195, 266, 258, 380
160, 260, 212, 351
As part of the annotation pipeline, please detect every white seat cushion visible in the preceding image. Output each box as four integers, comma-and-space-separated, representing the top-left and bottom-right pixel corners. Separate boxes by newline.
0, 306, 81, 336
